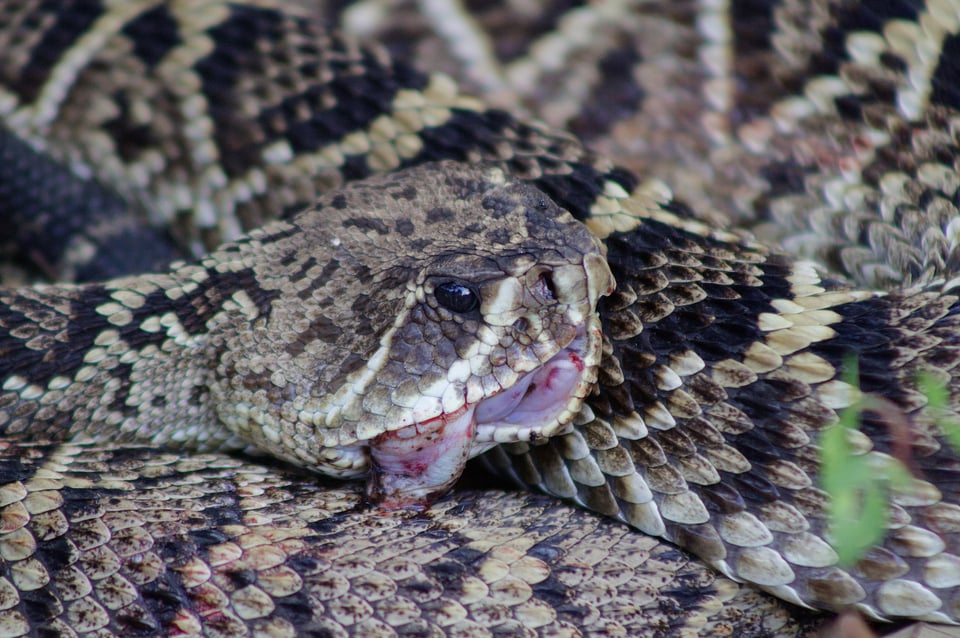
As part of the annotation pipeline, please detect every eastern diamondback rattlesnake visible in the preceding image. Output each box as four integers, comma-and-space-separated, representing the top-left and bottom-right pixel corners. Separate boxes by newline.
1, 2, 959, 636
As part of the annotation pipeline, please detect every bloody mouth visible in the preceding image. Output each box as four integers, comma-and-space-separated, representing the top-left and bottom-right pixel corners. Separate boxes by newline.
366, 323, 595, 508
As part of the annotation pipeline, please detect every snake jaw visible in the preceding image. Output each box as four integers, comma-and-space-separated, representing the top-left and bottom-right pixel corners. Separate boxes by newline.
473, 315, 601, 443
364, 307, 605, 509
367, 404, 478, 509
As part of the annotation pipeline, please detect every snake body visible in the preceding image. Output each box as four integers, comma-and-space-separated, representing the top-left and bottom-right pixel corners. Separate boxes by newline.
0, 1, 960, 636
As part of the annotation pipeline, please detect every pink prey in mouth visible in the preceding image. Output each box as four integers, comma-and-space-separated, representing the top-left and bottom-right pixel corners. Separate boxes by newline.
366, 321, 601, 510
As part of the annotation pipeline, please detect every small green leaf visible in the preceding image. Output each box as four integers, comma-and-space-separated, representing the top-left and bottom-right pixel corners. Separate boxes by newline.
884, 459, 915, 491
916, 370, 960, 454
820, 354, 913, 567
836, 482, 888, 565
945, 423, 960, 452
917, 371, 948, 409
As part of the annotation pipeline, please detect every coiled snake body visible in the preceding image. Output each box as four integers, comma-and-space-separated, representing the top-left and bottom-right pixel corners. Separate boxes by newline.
0, 1, 959, 636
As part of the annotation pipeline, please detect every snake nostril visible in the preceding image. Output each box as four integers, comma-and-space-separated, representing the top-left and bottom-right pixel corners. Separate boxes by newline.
513, 317, 530, 332
538, 271, 556, 301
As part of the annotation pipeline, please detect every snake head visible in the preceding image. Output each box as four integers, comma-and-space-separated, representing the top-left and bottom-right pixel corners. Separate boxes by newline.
367, 233, 613, 508
212, 162, 614, 508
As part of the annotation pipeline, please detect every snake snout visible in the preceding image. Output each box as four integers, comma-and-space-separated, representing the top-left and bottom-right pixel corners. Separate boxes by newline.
585, 252, 616, 307
521, 251, 614, 320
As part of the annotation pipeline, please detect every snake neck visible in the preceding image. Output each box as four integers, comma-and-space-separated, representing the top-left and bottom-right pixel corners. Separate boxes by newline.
0, 257, 270, 451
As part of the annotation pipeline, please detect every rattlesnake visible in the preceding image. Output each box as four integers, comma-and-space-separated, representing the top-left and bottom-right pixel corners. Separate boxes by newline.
1, 1, 959, 636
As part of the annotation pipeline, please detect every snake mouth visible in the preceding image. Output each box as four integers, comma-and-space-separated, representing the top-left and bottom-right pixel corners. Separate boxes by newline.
473, 321, 596, 444
367, 316, 602, 509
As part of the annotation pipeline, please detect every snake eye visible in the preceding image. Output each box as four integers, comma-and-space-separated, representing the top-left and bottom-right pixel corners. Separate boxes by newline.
435, 281, 480, 313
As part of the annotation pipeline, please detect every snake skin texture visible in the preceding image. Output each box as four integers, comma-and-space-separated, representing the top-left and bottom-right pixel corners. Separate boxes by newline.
334, 0, 960, 289
1, 1, 960, 636
0, 439, 823, 637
